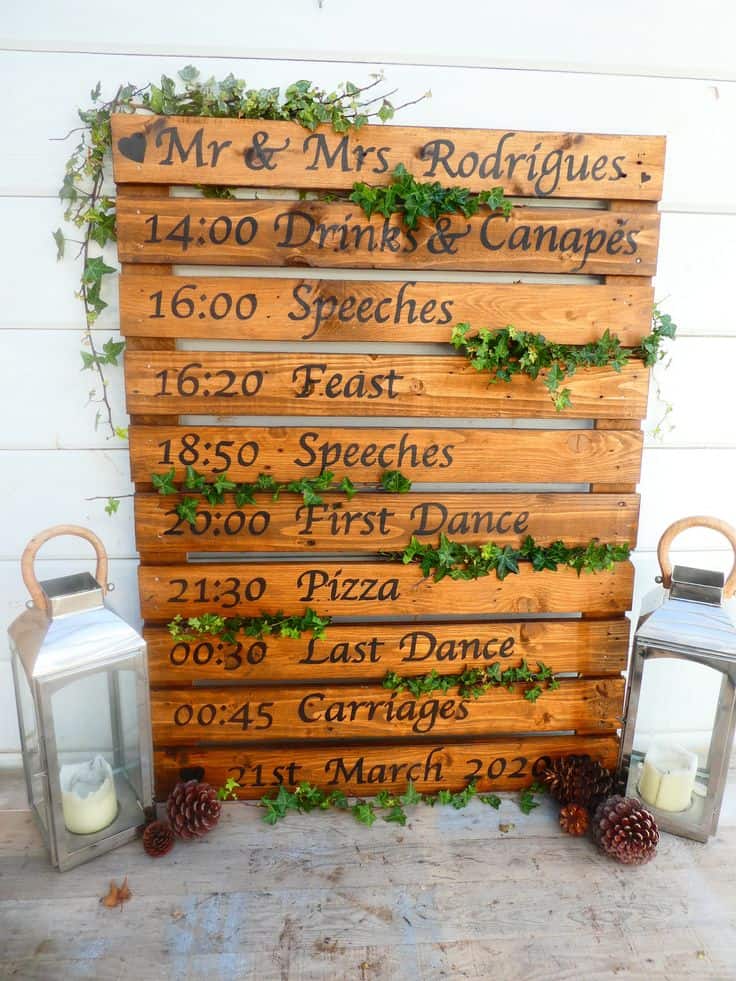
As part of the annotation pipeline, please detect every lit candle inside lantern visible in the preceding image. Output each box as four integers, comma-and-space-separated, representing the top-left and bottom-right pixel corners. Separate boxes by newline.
638, 740, 698, 812
60, 756, 118, 834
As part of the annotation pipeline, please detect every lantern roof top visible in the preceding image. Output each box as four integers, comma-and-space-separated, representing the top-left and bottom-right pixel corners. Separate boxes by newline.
9, 602, 143, 681
636, 596, 736, 659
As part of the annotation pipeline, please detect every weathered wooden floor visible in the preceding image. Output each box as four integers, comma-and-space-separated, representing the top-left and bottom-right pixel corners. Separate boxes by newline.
1, 768, 735, 981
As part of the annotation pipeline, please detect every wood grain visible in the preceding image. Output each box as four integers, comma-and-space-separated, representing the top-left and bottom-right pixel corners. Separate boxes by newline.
129, 424, 645, 485
138, 560, 635, 620
145, 617, 629, 686
116, 198, 660, 276
151, 677, 623, 746
120, 274, 655, 345
125, 351, 649, 419
134, 491, 639, 557
110, 115, 665, 200
153, 734, 621, 798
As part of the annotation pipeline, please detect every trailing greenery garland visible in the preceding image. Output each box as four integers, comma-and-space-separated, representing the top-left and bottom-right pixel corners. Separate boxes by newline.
451, 307, 677, 410
383, 659, 560, 703
256, 777, 546, 826
168, 609, 331, 644
260, 778, 501, 826
392, 533, 630, 581
350, 162, 513, 230
55, 67, 425, 439
152, 467, 413, 527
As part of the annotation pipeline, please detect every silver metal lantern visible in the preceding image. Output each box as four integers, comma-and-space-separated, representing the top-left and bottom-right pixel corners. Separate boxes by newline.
619, 516, 736, 842
8, 525, 153, 870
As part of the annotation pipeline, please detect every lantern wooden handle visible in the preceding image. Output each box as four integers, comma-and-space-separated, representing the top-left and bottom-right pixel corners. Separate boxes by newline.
21, 525, 110, 611
657, 516, 736, 598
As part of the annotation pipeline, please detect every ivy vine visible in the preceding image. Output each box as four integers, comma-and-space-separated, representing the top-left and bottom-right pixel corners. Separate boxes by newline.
260, 778, 502, 826
393, 533, 631, 582
54, 67, 425, 438
257, 777, 546, 826
451, 307, 677, 411
152, 467, 413, 527
383, 659, 560, 703
350, 162, 513, 229
169, 608, 331, 644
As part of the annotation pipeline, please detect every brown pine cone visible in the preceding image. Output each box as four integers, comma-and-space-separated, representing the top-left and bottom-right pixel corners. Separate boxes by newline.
559, 803, 589, 836
541, 754, 613, 810
142, 820, 175, 857
167, 780, 222, 839
592, 795, 659, 865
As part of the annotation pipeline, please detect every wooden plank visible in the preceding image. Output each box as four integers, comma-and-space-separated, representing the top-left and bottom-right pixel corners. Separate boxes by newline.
129, 425, 645, 485
110, 115, 665, 201
153, 734, 621, 798
116, 198, 660, 276
120, 274, 655, 345
125, 351, 649, 419
592, 202, 658, 493
138, 560, 635, 620
135, 491, 639, 557
145, 617, 629, 686
150, 677, 624, 745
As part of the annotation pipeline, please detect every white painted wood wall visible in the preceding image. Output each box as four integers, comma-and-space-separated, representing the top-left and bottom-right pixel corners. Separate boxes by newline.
2, 0, 735, 762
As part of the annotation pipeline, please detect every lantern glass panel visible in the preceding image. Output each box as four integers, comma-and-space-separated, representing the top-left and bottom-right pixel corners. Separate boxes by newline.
11, 652, 48, 834
626, 652, 731, 825
46, 655, 145, 859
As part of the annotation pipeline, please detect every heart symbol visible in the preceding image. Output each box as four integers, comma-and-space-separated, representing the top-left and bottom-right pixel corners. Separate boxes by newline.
640, 171, 651, 184
118, 131, 147, 164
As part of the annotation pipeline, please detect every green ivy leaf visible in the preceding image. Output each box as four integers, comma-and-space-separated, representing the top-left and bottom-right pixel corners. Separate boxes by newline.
217, 776, 240, 801
383, 805, 408, 826
261, 785, 298, 824
400, 781, 423, 807
480, 794, 502, 809
234, 483, 257, 506
518, 782, 546, 815
82, 256, 116, 284
352, 802, 377, 826
101, 337, 125, 365
494, 546, 520, 580
151, 468, 177, 495
176, 496, 200, 527
53, 228, 65, 261
178, 64, 200, 83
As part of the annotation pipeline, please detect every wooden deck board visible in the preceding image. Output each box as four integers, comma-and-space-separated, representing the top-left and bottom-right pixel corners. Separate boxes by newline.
1, 768, 735, 980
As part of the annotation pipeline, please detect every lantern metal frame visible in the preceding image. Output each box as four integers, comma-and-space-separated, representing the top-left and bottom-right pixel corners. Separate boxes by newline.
9, 526, 154, 871
618, 517, 736, 843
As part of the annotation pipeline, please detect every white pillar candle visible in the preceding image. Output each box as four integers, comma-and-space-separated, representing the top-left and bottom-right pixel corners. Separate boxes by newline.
60, 756, 118, 834
638, 740, 697, 813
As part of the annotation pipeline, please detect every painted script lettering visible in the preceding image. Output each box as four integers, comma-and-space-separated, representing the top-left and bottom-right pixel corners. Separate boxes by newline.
298, 691, 470, 734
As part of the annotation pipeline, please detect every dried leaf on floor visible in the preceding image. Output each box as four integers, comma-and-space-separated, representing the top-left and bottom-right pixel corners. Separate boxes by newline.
100, 877, 132, 909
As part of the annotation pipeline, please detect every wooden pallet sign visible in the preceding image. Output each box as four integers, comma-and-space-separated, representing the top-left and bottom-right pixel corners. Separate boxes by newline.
116, 198, 660, 275
134, 491, 638, 559
111, 116, 664, 199
112, 116, 664, 801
